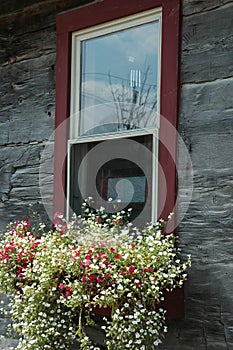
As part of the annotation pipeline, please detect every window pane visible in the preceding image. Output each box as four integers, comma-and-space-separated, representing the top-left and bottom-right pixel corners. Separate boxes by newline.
79, 21, 159, 136
69, 134, 153, 225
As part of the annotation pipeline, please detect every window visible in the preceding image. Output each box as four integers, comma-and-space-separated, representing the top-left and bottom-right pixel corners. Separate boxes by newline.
55, 0, 182, 319
67, 10, 161, 226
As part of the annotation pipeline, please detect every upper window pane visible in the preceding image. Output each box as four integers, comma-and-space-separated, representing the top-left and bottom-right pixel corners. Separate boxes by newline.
79, 20, 160, 136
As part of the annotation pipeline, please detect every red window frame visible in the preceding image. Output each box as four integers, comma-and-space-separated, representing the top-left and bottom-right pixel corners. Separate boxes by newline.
54, 0, 182, 319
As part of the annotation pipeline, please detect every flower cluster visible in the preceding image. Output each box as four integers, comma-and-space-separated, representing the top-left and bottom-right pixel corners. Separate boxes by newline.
0, 203, 191, 350
0, 221, 41, 294
104, 302, 167, 349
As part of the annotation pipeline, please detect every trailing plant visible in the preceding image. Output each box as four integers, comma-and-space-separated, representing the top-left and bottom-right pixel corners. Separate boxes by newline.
0, 200, 190, 350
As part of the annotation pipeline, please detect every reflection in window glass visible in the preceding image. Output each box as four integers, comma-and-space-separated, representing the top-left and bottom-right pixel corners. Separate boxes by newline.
80, 21, 159, 135
107, 176, 146, 203
69, 135, 153, 225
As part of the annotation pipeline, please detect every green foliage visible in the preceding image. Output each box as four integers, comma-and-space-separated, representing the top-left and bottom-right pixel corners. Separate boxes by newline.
0, 202, 191, 349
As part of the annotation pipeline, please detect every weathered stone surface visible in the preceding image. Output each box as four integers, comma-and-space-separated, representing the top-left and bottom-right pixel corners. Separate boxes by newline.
179, 77, 233, 131
0, 56, 56, 145
0, 318, 11, 338
170, 2, 233, 349
183, 0, 233, 16
0, 0, 93, 38
0, 339, 19, 350
182, 3, 233, 83
0, 143, 53, 232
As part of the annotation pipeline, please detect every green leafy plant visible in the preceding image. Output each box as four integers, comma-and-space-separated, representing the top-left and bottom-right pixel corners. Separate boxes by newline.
0, 200, 191, 350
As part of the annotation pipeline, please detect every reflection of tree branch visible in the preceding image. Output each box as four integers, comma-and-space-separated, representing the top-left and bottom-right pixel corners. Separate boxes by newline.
139, 66, 150, 106
109, 72, 120, 128
108, 66, 157, 130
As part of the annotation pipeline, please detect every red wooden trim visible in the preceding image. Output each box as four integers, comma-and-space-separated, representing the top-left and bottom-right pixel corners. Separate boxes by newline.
159, 0, 181, 221
53, 31, 71, 216
57, 0, 163, 34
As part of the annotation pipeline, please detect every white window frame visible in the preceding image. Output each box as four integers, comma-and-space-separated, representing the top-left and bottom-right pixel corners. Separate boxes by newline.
67, 8, 162, 221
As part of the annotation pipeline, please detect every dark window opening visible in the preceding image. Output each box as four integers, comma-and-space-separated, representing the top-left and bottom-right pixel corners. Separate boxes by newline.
69, 134, 153, 226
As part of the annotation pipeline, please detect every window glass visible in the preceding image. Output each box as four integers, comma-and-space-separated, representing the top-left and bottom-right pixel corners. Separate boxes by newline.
79, 21, 159, 135
69, 134, 153, 225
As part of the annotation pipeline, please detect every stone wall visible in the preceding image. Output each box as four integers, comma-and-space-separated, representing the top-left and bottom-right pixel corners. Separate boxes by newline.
0, 0, 93, 232
0, 0, 233, 349
163, 1, 233, 349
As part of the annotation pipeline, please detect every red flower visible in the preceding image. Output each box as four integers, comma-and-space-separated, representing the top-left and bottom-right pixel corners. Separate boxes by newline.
129, 265, 135, 276
112, 219, 122, 225
17, 266, 24, 277
59, 283, 65, 290
135, 281, 141, 288
115, 253, 121, 259
0, 253, 7, 261
121, 269, 127, 275
59, 284, 73, 298
30, 242, 40, 250
82, 276, 87, 284
85, 255, 91, 266
65, 286, 73, 298
97, 277, 103, 283
17, 250, 25, 262
70, 251, 81, 262
79, 261, 83, 268
21, 259, 27, 266
110, 247, 115, 253
29, 253, 34, 262
23, 221, 30, 229
98, 253, 107, 259
90, 274, 96, 283
85, 259, 91, 266
131, 244, 136, 249
144, 267, 153, 273
65, 290, 71, 298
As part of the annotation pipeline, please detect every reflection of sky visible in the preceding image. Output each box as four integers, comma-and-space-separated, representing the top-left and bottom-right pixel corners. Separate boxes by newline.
80, 20, 159, 134
82, 21, 158, 82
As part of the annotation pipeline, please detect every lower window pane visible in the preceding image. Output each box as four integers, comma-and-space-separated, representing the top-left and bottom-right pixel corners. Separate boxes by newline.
69, 134, 153, 225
